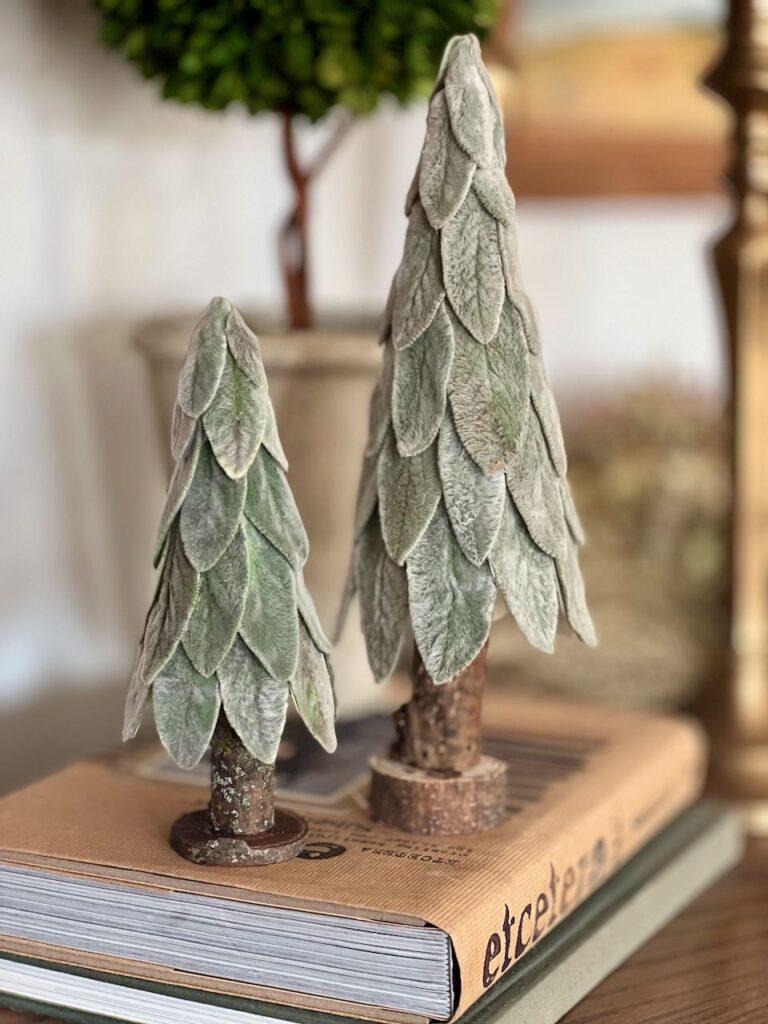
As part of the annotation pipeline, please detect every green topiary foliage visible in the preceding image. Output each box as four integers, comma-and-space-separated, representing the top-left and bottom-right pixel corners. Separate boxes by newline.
124, 297, 336, 768
339, 36, 596, 686
92, 0, 499, 121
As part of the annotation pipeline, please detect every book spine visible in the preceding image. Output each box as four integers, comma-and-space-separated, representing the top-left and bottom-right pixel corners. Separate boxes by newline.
449, 718, 707, 1019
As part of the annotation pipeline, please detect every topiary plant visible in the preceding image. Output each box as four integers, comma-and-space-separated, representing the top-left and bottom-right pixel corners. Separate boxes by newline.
93, 0, 499, 329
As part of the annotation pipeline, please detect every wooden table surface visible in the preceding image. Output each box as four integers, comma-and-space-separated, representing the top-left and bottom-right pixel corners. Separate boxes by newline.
2, 839, 767, 1023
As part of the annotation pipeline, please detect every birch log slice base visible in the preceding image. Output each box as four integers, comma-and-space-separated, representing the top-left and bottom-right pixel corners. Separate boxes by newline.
169, 807, 308, 867
369, 754, 507, 835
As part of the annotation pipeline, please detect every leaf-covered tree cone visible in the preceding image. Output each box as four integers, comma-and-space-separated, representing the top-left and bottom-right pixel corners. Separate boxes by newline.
126, 298, 337, 865
339, 36, 596, 835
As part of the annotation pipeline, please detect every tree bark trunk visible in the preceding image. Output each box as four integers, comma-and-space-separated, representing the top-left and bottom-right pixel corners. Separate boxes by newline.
208, 714, 274, 835
391, 643, 488, 774
279, 111, 312, 331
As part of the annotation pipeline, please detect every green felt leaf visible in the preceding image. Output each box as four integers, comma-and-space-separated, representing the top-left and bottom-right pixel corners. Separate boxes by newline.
475, 51, 507, 168
152, 646, 220, 769
355, 512, 409, 682
529, 354, 567, 477
177, 298, 228, 417
365, 341, 394, 457
170, 402, 197, 463
262, 397, 288, 471
353, 452, 379, 538
438, 411, 505, 566
333, 558, 356, 644
391, 202, 445, 351
444, 42, 494, 168
556, 541, 597, 646
449, 302, 530, 475
560, 479, 586, 545
224, 305, 268, 390
142, 524, 200, 685
393, 303, 454, 458
296, 570, 331, 654
404, 158, 420, 217
180, 440, 246, 572
379, 275, 398, 344
240, 521, 299, 682
378, 429, 441, 565
290, 620, 337, 753
419, 90, 475, 230
506, 415, 569, 560
406, 501, 495, 683
244, 447, 309, 570
499, 221, 541, 355
182, 527, 248, 677
122, 643, 149, 741
490, 494, 558, 653
218, 637, 288, 764
153, 423, 203, 567
473, 166, 514, 224
442, 189, 504, 344
203, 351, 266, 480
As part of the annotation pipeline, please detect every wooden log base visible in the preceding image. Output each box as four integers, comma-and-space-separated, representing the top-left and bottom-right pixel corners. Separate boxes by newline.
369, 754, 507, 835
169, 807, 308, 866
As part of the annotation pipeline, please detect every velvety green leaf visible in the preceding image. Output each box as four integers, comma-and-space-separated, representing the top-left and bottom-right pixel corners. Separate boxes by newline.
449, 302, 530, 474
378, 430, 441, 565
290, 620, 337, 753
506, 416, 569, 560
177, 297, 228, 417
142, 525, 200, 685
560, 479, 586, 545
224, 305, 268, 389
499, 221, 541, 355
475, 53, 507, 168
182, 527, 248, 677
442, 189, 504, 344
391, 202, 445, 351
261, 397, 288, 471
202, 351, 266, 480
333, 559, 356, 644
244, 448, 309, 570
353, 452, 379, 538
490, 495, 558, 653
180, 440, 246, 572
444, 41, 494, 168
170, 402, 197, 463
240, 521, 299, 682
393, 303, 454, 458
419, 90, 475, 230
153, 646, 220, 769
218, 637, 288, 764
406, 502, 495, 683
365, 341, 394, 456
473, 166, 514, 224
297, 570, 331, 654
556, 541, 597, 646
355, 512, 409, 682
153, 423, 203, 567
122, 643, 149, 741
438, 411, 505, 565
530, 354, 567, 477
404, 158, 420, 217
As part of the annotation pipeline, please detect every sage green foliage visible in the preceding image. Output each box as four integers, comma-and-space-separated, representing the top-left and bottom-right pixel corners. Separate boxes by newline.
341, 36, 596, 685
124, 298, 336, 768
93, 0, 498, 122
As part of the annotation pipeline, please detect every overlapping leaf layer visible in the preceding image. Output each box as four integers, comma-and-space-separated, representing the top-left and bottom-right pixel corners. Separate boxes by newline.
343, 36, 596, 685
125, 298, 336, 768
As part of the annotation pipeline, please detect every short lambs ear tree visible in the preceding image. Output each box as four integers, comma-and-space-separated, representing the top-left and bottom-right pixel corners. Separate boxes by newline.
340, 35, 595, 836
94, 0, 498, 329
125, 297, 336, 865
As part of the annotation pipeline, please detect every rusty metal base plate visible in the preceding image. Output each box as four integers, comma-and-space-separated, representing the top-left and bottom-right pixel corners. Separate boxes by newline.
170, 807, 308, 866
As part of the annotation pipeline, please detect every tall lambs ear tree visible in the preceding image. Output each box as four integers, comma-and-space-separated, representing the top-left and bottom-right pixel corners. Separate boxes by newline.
94, 1, 498, 330
340, 35, 596, 836
125, 297, 336, 865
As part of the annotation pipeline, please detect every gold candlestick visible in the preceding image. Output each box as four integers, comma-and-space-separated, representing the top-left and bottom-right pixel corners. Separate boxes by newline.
706, 0, 768, 830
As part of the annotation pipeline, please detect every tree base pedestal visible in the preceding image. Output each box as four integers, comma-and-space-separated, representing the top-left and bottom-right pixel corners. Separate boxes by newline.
369, 754, 507, 835
170, 807, 308, 866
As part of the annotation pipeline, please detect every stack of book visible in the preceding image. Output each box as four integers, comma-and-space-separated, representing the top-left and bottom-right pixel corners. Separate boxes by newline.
0, 693, 742, 1024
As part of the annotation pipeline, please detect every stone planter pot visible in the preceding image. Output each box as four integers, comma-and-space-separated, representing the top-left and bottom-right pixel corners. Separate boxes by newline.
135, 313, 384, 719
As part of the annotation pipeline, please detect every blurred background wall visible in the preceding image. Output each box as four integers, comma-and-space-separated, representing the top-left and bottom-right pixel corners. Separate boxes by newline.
0, 0, 728, 791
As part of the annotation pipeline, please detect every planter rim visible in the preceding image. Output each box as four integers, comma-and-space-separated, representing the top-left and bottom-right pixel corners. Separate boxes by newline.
135, 312, 382, 372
